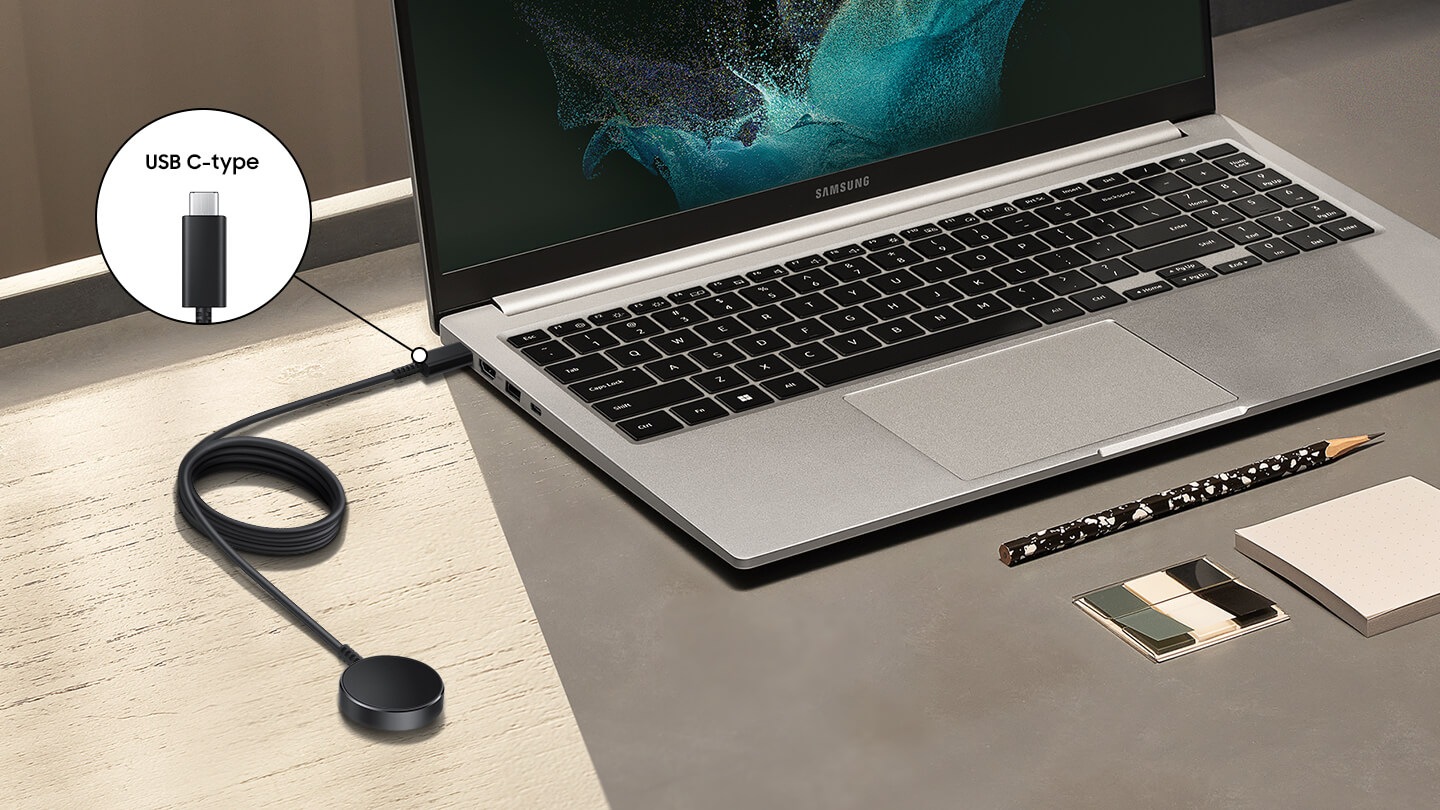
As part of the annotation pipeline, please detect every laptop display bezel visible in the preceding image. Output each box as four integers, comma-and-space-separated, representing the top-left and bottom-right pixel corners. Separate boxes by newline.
395, 1, 1216, 329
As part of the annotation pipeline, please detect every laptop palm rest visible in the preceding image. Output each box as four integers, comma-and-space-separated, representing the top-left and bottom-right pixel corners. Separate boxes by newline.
844, 321, 1237, 481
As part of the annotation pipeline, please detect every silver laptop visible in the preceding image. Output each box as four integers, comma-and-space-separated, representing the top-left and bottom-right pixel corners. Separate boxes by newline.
394, 1, 1440, 568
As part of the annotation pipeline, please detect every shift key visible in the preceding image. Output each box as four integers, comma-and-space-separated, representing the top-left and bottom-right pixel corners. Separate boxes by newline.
594, 380, 703, 421
1125, 233, 1234, 272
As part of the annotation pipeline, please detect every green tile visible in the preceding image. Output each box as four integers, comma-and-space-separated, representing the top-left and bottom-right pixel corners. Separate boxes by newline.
1117, 608, 1196, 655
1083, 584, 1151, 619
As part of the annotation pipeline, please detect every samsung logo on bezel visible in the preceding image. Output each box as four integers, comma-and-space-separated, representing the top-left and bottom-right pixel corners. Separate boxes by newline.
815, 175, 871, 200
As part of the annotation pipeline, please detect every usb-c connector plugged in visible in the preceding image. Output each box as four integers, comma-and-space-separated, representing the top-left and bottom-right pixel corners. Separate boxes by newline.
182, 191, 226, 324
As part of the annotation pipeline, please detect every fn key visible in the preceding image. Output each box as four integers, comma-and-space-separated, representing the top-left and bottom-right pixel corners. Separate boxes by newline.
618, 411, 682, 441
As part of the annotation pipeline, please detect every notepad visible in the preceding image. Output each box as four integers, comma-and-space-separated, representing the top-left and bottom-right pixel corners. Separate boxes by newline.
1235, 477, 1440, 637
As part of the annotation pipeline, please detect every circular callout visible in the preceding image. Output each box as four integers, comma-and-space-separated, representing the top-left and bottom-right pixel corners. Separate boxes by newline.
97, 109, 311, 324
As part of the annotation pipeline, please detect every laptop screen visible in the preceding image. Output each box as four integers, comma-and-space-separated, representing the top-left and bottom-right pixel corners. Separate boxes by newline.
398, 0, 1211, 317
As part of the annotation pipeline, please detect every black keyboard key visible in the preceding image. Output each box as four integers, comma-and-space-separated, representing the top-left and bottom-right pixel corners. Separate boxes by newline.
1178, 164, 1227, 185
1295, 201, 1345, 224
645, 356, 700, 381
1162, 153, 1203, 169
1248, 238, 1301, 262
955, 247, 1008, 271
869, 318, 926, 344
1071, 287, 1126, 312
825, 244, 866, 261
607, 342, 663, 367
672, 399, 728, 426
695, 293, 751, 318
908, 283, 965, 307
997, 282, 1054, 308
1029, 299, 1086, 324
978, 203, 1017, 219
763, 374, 819, 400
563, 330, 621, 354
995, 212, 1050, 235
1233, 195, 1282, 217
1268, 186, 1319, 207
1090, 173, 1126, 189
777, 319, 835, 344
1035, 201, 1089, 224
547, 354, 617, 384
911, 235, 965, 259
1203, 179, 1251, 202
1053, 183, 1090, 199
785, 255, 826, 271
548, 319, 591, 336
781, 292, 838, 318
952, 270, 1006, 295
1241, 169, 1291, 191
653, 305, 707, 330
737, 302, 794, 328
1198, 143, 1239, 159
1034, 248, 1089, 273
953, 293, 1010, 320
693, 367, 747, 393
828, 280, 882, 306
1125, 233, 1234, 272
912, 258, 967, 282
824, 330, 883, 356
781, 343, 839, 368
1157, 260, 1206, 279
669, 286, 709, 303
912, 306, 968, 331
1077, 236, 1132, 261
630, 297, 671, 313
827, 256, 882, 281
1124, 281, 1173, 300
1323, 217, 1375, 240
1077, 183, 1157, 213
708, 275, 749, 292
617, 412, 683, 441
1014, 192, 1056, 210
997, 236, 1051, 259
1040, 271, 1097, 296
862, 234, 904, 251
571, 368, 657, 403
609, 317, 664, 343
1214, 153, 1264, 174
900, 223, 944, 240
737, 355, 793, 381
1167, 190, 1218, 212
938, 213, 982, 230
953, 223, 1007, 247
693, 316, 750, 342
1122, 215, 1206, 249
1079, 212, 1132, 236
1083, 259, 1139, 283
747, 266, 787, 282
734, 330, 790, 356
716, 386, 773, 413
1220, 221, 1271, 244
809, 311, 1042, 387
594, 379, 701, 421
689, 343, 746, 369
590, 308, 631, 325
1120, 200, 1182, 225
1255, 211, 1307, 234
1194, 205, 1243, 228
1167, 267, 1218, 287
784, 270, 839, 293
523, 341, 574, 365
1037, 224, 1092, 248
651, 328, 707, 355
871, 246, 925, 270
870, 269, 923, 293
1286, 228, 1339, 251
995, 259, 1050, 284
821, 307, 879, 332
1140, 174, 1191, 196
1124, 163, 1166, 180
864, 295, 921, 320
509, 330, 548, 348
740, 282, 796, 305
1214, 256, 1262, 274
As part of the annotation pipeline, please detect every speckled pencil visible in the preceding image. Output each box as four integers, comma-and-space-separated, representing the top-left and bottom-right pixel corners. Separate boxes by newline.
999, 434, 1383, 567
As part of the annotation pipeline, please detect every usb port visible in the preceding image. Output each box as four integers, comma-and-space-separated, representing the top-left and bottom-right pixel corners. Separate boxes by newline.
504, 381, 522, 401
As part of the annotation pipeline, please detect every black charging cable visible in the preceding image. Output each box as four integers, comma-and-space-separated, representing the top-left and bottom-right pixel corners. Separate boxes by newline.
175, 342, 472, 730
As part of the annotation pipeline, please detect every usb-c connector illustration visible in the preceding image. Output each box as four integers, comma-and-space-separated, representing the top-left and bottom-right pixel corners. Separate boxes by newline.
182, 191, 226, 324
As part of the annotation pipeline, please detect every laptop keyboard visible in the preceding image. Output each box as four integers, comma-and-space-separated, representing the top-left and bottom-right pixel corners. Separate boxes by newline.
506, 142, 1376, 442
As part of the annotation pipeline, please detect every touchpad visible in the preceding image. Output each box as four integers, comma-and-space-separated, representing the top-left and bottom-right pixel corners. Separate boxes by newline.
845, 322, 1237, 480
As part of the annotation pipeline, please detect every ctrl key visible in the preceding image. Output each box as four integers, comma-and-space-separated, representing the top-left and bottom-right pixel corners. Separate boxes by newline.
617, 411, 683, 441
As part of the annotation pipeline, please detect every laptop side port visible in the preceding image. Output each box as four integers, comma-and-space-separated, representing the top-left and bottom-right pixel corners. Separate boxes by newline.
505, 381, 523, 401
478, 358, 497, 378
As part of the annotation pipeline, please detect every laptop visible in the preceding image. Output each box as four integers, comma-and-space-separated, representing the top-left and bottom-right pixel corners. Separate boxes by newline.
393, 1, 1440, 568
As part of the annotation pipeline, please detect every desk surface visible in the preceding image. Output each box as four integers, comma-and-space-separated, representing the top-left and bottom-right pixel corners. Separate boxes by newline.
7, 1, 1440, 807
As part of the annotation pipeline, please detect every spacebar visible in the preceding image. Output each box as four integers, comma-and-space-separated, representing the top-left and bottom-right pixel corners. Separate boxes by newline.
808, 311, 1042, 387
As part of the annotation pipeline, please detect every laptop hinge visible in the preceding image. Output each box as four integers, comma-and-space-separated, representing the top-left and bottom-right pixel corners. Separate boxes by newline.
496, 121, 1183, 317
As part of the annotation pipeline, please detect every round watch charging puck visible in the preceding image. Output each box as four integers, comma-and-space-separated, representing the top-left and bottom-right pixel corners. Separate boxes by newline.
338, 655, 444, 732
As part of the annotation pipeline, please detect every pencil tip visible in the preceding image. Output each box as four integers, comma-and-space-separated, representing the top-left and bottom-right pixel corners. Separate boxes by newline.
1368, 432, 1386, 440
